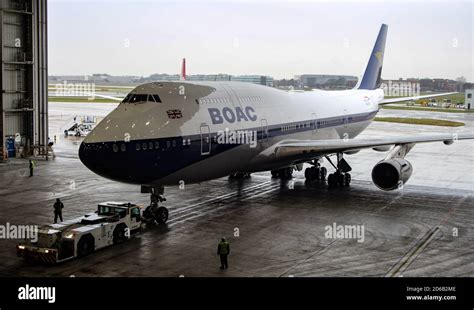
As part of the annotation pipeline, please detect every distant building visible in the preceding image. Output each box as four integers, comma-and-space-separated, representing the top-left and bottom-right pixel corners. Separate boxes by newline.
465, 89, 473, 110
419, 78, 458, 92
187, 74, 231, 82
297, 74, 358, 89
147, 74, 180, 81
141, 73, 272, 86
231, 75, 273, 86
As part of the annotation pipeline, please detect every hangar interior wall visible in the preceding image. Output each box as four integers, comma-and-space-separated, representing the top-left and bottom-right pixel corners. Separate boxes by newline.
0, 0, 48, 159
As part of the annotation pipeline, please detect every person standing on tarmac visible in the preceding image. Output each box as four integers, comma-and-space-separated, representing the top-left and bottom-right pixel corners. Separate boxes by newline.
29, 159, 35, 177
53, 198, 64, 223
217, 237, 230, 270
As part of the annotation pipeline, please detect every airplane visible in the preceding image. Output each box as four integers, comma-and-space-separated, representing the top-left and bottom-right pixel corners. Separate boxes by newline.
78, 24, 473, 224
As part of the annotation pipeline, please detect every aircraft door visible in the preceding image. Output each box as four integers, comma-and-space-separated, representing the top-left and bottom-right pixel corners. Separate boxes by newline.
311, 113, 317, 135
261, 119, 269, 141
200, 124, 211, 155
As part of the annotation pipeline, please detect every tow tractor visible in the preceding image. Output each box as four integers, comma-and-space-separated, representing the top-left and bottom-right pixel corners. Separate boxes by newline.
16, 201, 167, 264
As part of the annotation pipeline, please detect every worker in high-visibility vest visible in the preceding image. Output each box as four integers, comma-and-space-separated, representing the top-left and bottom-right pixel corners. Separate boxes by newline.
217, 237, 230, 269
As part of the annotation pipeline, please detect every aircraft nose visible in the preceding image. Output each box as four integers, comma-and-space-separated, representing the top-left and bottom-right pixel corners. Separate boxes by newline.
78, 141, 116, 180
78, 140, 156, 184
78, 141, 101, 175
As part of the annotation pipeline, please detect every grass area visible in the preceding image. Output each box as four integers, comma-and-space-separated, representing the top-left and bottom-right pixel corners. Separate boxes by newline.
384, 93, 464, 103
374, 117, 465, 127
381, 105, 473, 113
48, 97, 119, 103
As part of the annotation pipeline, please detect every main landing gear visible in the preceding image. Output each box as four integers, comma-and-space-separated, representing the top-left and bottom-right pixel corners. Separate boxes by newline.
304, 160, 327, 182
142, 186, 169, 224
229, 172, 251, 179
271, 167, 294, 179
326, 153, 352, 189
304, 154, 352, 189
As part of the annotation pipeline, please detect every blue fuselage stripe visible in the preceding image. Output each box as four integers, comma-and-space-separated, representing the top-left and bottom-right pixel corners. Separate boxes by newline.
79, 110, 377, 184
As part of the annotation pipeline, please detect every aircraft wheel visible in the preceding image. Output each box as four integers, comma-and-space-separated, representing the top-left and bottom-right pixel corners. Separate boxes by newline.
344, 173, 352, 187
113, 223, 128, 244
77, 235, 95, 257
283, 167, 293, 179
328, 174, 337, 189
155, 207, 169, 224
338, 173, 345, 187
320, 167, 327, 181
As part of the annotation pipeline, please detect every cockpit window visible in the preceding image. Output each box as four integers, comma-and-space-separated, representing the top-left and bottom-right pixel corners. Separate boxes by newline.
128, 94, 149, 104
122, 94, 162, 104
152, 94, 162, 102
122, 94, 132, 103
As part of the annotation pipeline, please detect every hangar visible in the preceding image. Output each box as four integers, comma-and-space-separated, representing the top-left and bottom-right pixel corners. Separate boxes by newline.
0, 0, 48, 160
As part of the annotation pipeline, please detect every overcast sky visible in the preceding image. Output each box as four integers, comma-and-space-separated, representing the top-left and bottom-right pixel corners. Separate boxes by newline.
49, 0, 473, 81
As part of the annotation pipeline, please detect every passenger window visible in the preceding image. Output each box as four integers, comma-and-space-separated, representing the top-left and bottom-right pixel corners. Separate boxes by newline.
136, 143, 140, 151
154, 141, 160, 149
142, 143, 147, 150
149, 142, 153, 150
121, 144, 126, 152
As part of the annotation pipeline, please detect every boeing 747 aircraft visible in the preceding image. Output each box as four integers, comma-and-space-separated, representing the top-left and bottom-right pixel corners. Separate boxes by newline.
78, 24, 473, 224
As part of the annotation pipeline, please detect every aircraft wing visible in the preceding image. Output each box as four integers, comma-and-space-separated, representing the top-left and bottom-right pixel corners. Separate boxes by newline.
379, 92, 456, 105
273, 132, 474, 159
90, 93, 124, 101
48, 93, 125, 102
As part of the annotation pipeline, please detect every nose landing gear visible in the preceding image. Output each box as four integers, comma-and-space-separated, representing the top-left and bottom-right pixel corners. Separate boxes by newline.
142, 186, 169, 224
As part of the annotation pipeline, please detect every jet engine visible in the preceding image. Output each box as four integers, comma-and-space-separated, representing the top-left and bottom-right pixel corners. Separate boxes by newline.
371, 158, 413, 191
371, 144, 415, 191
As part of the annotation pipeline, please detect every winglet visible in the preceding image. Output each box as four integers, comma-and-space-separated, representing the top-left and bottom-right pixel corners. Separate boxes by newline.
356, 24, 388, 90
180, 58, 186, 81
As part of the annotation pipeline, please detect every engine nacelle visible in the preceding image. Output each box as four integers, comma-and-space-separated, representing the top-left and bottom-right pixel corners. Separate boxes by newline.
371, 158, 413, 191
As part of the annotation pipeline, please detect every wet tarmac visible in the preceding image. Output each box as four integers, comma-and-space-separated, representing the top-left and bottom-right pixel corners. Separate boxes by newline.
0, 102, 472, 277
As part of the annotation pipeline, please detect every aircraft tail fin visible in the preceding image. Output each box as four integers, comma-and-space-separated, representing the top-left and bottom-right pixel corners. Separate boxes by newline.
356, 24, 388, 90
